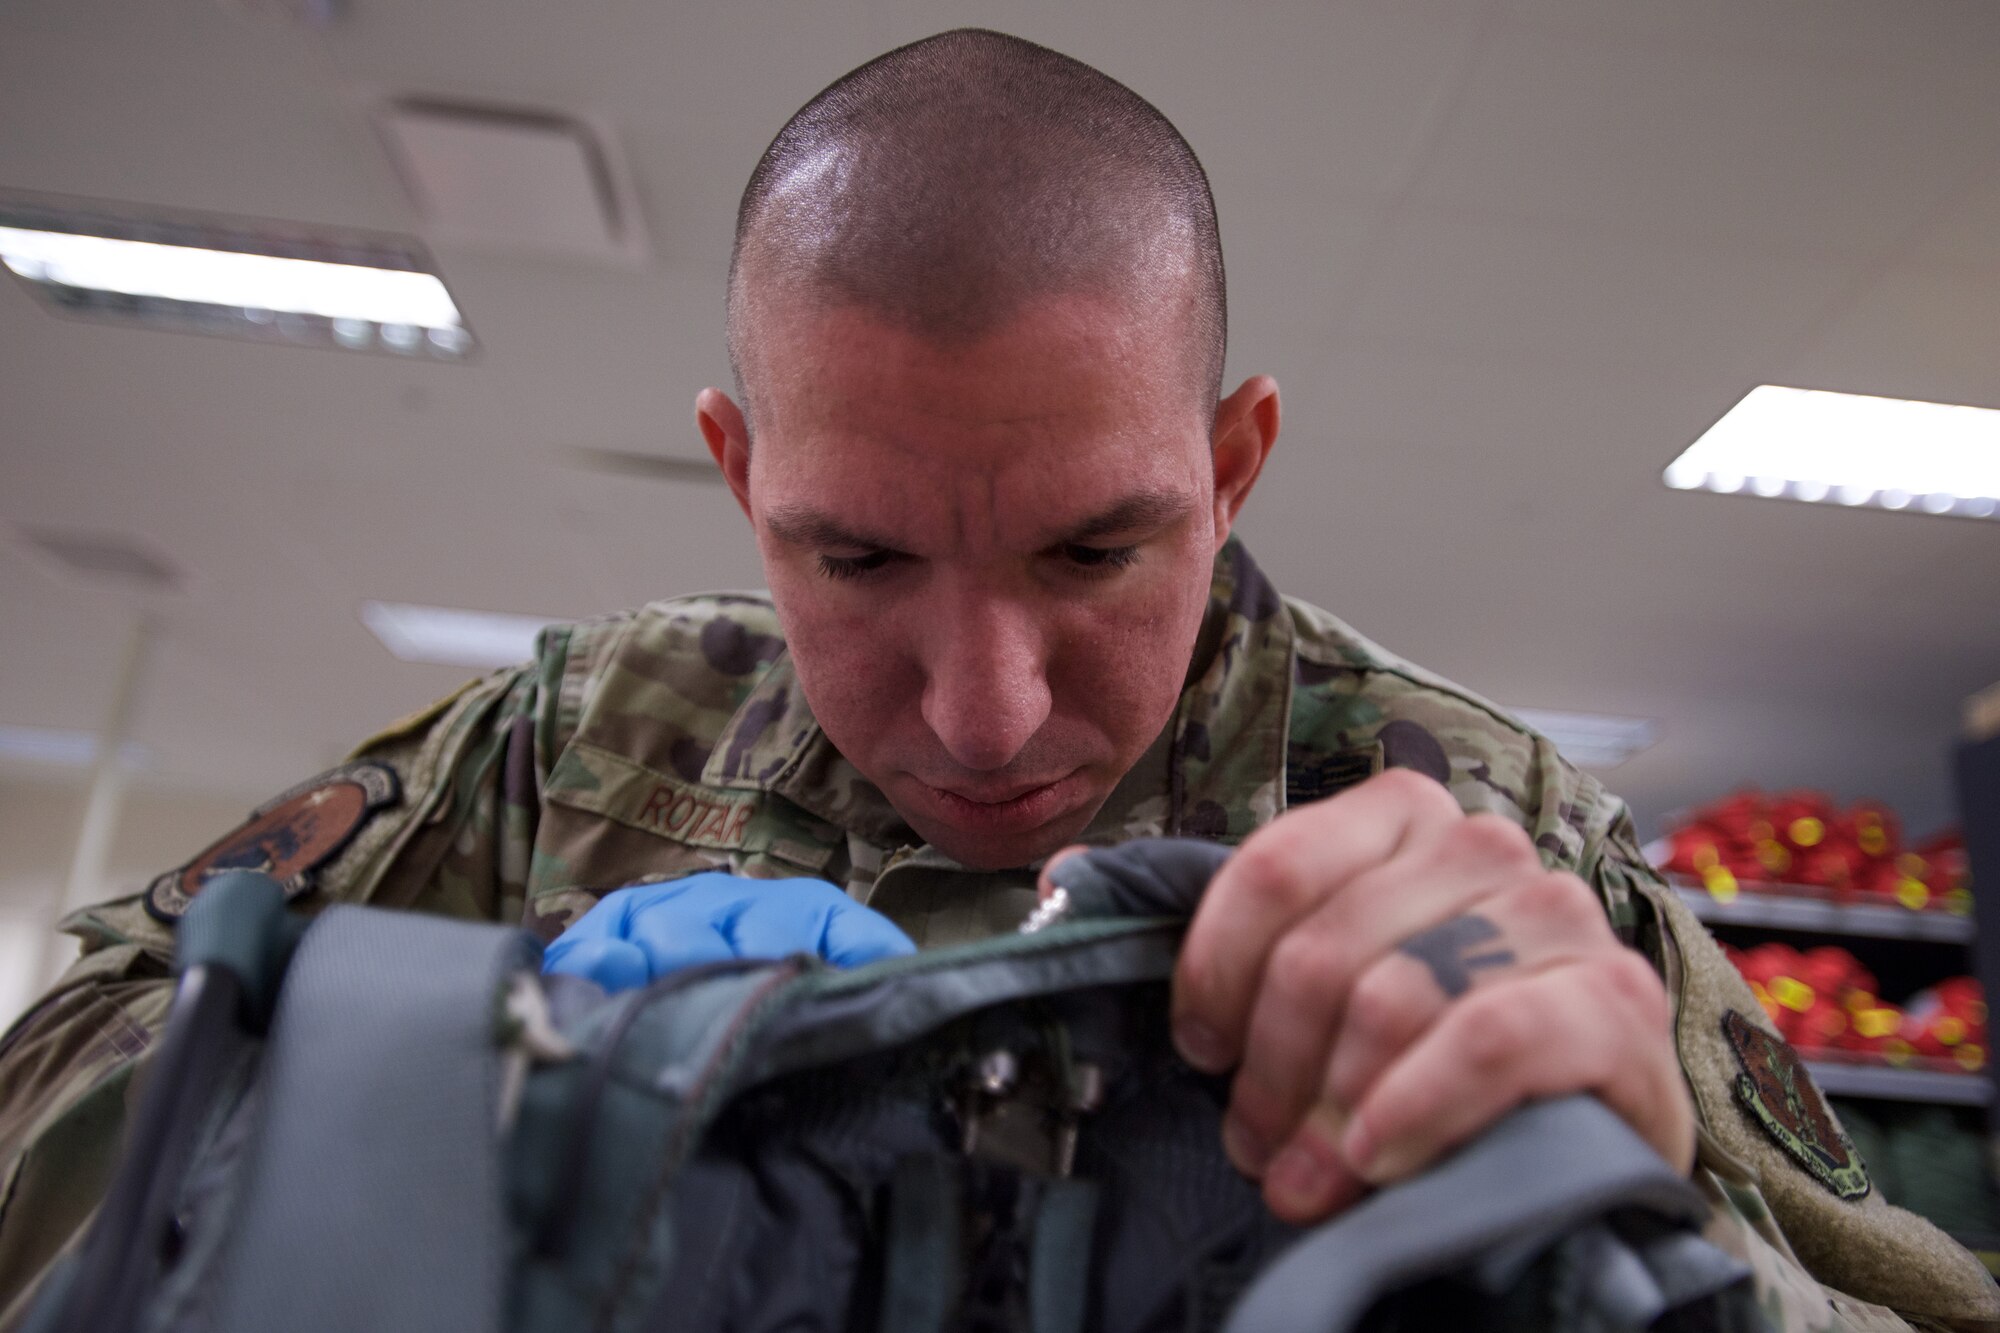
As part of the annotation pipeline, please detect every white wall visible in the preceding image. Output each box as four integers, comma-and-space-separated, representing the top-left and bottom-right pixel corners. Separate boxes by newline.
0, 773, 256, 1030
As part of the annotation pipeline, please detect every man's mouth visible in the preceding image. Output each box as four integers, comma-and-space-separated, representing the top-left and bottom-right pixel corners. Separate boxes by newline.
938, 779, 1057, 805
914, 771, 1083, 836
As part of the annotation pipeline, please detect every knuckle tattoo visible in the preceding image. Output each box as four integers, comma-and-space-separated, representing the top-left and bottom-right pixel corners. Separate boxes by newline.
1397, 913, 1516, 999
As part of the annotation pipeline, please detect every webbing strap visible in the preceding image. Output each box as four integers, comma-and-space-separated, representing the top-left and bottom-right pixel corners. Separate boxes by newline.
1028, 1178, 1099, 1333
748, 923, 1177, 1088
879, 1154, 963, 1333
1222, 1096, 1744, 1333
205, 905, 538, 1333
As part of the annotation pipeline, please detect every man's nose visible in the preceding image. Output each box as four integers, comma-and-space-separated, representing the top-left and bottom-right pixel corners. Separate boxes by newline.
919, 592, 1053, 772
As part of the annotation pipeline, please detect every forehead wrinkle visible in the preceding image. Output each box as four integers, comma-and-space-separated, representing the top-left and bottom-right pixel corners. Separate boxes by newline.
749, 292, 1179, 440
763, 475, 1196, 560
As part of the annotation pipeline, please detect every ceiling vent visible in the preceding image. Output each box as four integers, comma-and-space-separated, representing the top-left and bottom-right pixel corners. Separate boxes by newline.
17, 527, 183, 593
377, 100, 651, 263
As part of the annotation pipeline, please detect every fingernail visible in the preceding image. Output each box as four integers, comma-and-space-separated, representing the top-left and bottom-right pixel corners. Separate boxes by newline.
1222, 1114, 1271, 1175
1044, 850, 1113, 909
1174, 1018, 1231, 1072
1042, 845, 1088, 882
1265, 1143, 1334, 1213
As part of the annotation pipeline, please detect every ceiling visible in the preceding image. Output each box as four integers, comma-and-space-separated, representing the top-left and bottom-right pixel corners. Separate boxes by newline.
1, 0, 1996, 842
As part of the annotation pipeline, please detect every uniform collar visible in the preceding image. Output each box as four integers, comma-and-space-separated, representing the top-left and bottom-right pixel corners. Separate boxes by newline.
701, 536, 1296, 859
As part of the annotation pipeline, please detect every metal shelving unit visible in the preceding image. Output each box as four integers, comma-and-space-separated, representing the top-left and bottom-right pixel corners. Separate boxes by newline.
1804, 1061, 1992, 1106
1671, 883, 1975, 944
1957, 730, 2000, 1114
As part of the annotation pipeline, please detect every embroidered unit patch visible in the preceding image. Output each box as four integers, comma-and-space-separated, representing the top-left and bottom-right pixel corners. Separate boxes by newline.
1722, 1009, 1869, 1200
146, 761, 401, 922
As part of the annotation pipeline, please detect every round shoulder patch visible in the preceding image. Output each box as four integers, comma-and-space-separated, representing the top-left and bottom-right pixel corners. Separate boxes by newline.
146, 761, 401, 922
1721, 1009, 1869, 1200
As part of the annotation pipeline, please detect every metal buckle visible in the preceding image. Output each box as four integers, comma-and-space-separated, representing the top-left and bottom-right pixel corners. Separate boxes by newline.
958, 1047, 1105, 1177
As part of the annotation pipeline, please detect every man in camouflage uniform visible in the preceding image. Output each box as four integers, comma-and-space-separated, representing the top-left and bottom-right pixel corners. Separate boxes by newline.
2, 28, 1995, 1333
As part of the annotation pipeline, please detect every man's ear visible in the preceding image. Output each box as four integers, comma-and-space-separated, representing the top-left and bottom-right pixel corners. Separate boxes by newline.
1209, 375, 1280, 551
696, 388, 754, 520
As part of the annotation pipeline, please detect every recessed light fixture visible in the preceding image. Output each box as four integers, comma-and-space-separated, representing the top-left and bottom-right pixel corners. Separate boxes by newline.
360, 601, 560, 669
0, 196, 473, 358
1665, 386, 2000, 520
1509, 708, 1659, 769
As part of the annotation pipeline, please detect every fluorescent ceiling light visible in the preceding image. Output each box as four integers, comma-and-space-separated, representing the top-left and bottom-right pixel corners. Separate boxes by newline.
0, 725, 152, 769
0, 228, 460, 327
1509, 708, 1658, 769
361, 601, 558, 669
0, 198, 473, 358
1665, 386, 2000, 520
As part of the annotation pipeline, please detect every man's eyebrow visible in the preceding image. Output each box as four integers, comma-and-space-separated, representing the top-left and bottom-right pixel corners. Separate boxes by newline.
1057, 491, 1196, 543
763, 492, 1194, 551
763, 506, 899, 551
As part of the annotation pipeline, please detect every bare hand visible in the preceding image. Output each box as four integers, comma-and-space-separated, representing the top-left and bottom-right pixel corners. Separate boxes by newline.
1049, 769, 1693, 1224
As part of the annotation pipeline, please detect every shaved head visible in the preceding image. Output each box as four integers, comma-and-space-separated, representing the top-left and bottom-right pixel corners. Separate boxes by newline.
698, 31, 1278, 869
727, 28, 1226, 425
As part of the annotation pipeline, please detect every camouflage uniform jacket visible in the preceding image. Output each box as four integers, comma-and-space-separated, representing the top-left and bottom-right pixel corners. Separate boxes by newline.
1, 540, 1994, 1331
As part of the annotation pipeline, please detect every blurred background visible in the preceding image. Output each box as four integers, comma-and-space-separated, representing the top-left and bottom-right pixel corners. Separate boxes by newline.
2, 0, 1998, 1039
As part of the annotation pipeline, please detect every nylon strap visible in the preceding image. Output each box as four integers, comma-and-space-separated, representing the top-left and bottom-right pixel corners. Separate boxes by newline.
879, 1154, 963, 1333
1029, 1178, 1099, 1333
1222, 1096, 1745, 1333
204, 905, 539, 1333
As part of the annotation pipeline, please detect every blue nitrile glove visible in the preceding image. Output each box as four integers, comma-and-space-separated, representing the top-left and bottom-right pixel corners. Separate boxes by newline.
540, 872, 916, 991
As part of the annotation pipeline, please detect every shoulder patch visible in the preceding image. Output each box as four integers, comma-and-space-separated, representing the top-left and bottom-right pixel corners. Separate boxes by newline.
1285, 741, 1383, 808
146, 761, 401, 922
1722, 1009, 1869, 1200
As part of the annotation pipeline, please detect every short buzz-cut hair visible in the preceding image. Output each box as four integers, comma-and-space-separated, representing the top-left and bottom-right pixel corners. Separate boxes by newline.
727, 28, 1227, 425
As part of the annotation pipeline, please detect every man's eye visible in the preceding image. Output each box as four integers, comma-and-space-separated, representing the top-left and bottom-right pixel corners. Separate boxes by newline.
816, 550, 898, 581
1063, 543, 1140, 573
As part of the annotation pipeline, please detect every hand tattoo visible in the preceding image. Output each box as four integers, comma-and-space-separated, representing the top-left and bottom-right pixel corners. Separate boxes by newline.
1397, 915, 1516, 998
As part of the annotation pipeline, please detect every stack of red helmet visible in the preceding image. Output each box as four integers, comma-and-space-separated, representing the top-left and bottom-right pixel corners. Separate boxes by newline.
1721, 941, 1987, 1071
1902, 976, 1990, 1072
1725, 942, 1892, 1054
1658, 790, 1969, 912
